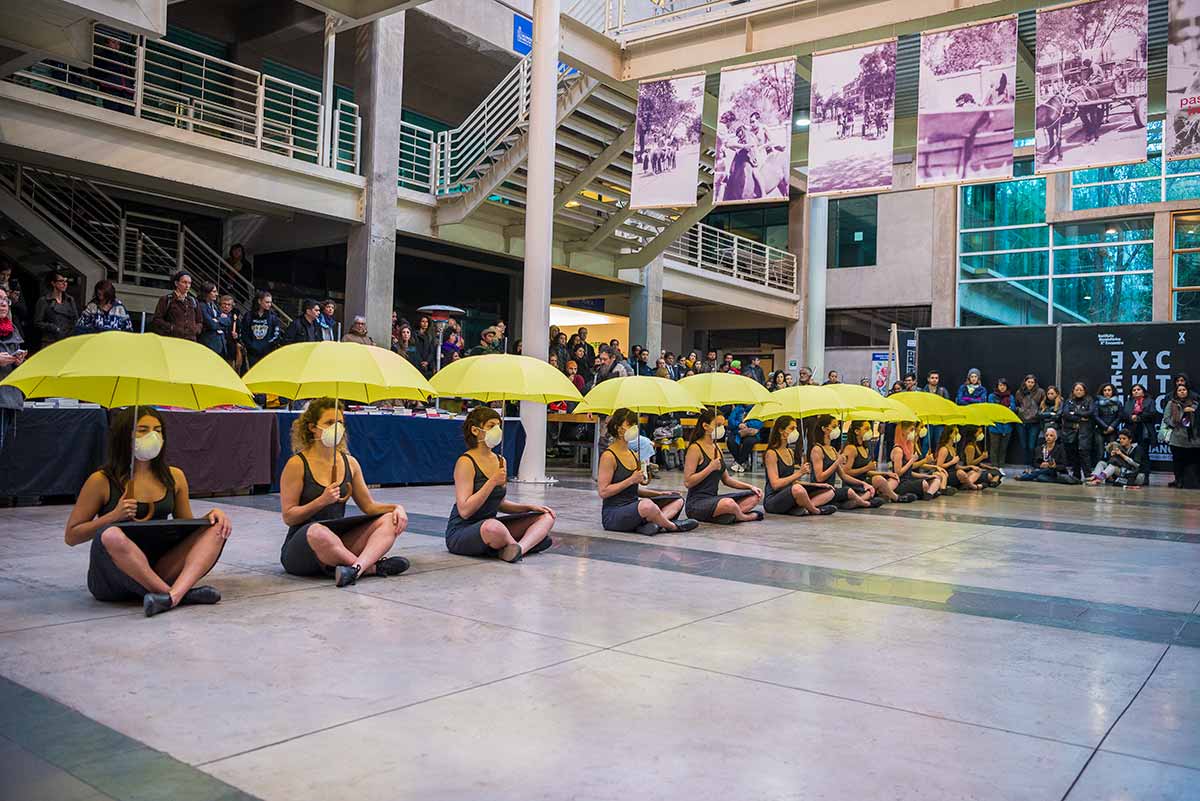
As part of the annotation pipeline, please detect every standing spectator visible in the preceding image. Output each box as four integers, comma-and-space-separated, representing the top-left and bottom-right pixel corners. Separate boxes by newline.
743, 355, 766, 386
664, 353, 683, 381
986, 377, 1017, 466
468, 327, 499, 357
729, 359, 743, 376
889, 380, 903, 395
797, 366, 814, 385
577, 327, 597, 367
784, 372, 795, 387
0, 290, 27, 378
0, 262, 11, 292
198, 283, 231, 356
859, 378, 870, 387
595, 348, 630, 383
1061, 382, 1095, 482
414, 315, 437, 376
220, 295, 241, 371
566, 360, 585, 394
395, 323, 419, 363
654, 357, 670, 379
699, 349, 719, 374
493, 319, 507, 353
634, 349, 654, 376
75, 279, 132, 334
1122, 383, 1157, 486
342, 315, 375, 346
902, 373, 917, 392
7, 284, 29, 335
441, 329, 464, 363
318, 299, 337, 341
722, 353, 734, 371
150, 271, 201, 341
549, 330, 570, 370
1014, 374, 1046, 466
244, 291, 282, 368
822, 370, 840, 385
391, 311, 402, 351
1092, 383, 1125, 463
923, 370, 950, 398
34, 270, 80, 348
284, 299, 323, 344
956, 368, 987, 405
227, 243, 253, 285
1038, 385, 1064, 441
571, 343, 592, 387
1166, 381, 1200, 488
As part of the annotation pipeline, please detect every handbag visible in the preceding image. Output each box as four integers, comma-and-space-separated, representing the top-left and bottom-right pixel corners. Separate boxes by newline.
1157, 419, 1172, 444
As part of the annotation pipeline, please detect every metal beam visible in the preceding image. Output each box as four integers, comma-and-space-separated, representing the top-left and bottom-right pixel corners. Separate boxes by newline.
1016, 37, 1035, 93
553, 127, 634, 208
568, 206, 634, 252
615, 190, 714, 269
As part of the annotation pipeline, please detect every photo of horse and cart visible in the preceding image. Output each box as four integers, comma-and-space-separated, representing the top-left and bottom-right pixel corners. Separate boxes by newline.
712, 58, 796, 205
1035, 0, 1148, 173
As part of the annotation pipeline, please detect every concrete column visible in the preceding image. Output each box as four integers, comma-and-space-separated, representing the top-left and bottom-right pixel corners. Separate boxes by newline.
805, 196, 828, 378
786, 192, 806, 377
345, 14, 404, 347
1153, 210, 1172, 320
929, 184, 958, 327
629, 254, 664, 358
320, 15, 337, 167
517, 0, 560, 482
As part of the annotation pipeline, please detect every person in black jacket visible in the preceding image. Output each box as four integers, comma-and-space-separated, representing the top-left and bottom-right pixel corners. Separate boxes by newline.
1017, 427, 1070, 483
1088, 429, 1143, 486
243, 291, 282, 369
1092, 382, 1125, 464
284, 299, 323, 345
1122, 383, 1157, 486
33, 270, 79, 348
1061, 382, 1095, 481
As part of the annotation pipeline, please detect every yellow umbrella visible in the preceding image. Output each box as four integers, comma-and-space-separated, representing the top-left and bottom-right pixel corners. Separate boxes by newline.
890, 391, 968, 423
748, 385, 849, 421
575, 376, 704, 415
961, 402, 1020, 427
1, 331, 254, 408
678, 372, 773, 406
429, 353, 582, 403
846, 402, 918, 423
242, 341, 434, 402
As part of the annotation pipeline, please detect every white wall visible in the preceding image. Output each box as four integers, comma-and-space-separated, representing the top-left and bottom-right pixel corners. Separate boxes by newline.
823, 347, 880, 386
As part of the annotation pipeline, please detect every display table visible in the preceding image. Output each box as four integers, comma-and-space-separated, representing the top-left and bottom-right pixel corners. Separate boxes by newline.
0, 407, 109, 497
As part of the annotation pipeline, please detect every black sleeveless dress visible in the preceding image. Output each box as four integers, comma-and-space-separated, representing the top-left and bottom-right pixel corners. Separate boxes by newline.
445, 454, 539, 557
893, 446, 928, 497
87, 473, 183, 601
814, 446, 854, 504
280, 452, 353, 576
763, 452, 803, 515
601, 448, 649, 532
685, 442, 755, 522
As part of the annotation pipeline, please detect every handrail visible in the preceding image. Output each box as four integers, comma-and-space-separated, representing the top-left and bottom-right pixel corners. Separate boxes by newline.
664, 221, 797, 294
8, 24, 357, 173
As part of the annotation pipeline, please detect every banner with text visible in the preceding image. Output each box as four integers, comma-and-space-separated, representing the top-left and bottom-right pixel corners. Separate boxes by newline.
1035, 0, 1148, 174
1167, 0, 1200, 159
808, 40, 897, 195
713, 57, 795, 205
917, 17, 1017, 186
631, 73, 706, 210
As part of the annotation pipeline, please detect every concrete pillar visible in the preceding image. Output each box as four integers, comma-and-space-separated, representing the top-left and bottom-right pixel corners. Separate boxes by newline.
517, 0, 560, 482
1153, 210, 1172, 321
629, 254, 663, 359
929, 185, 958, 327
805, 196, 828, 378
320, 15, 337, 167
786, 192, 806, 377
345, 14, 404, 347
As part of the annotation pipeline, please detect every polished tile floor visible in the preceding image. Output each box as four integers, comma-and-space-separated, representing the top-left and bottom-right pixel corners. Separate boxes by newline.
1, 469, 1198, 801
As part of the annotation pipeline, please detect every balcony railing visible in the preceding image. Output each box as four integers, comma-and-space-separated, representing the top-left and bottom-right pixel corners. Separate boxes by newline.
8, 25, 359, 175
665, 221, 797, 294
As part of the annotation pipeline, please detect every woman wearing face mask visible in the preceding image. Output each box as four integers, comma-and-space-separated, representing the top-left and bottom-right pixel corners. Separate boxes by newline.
840, 420, 912, 502
447, 406, 556, 560
761, 416, 837, 516
682, 408, 764, 524
1122, 384, 1157, 486
805, 415, 880, 509
935, 425, 982, 491
598, 409, 697, 534
955, 367, 987, 405
1014, 375, 1046, 467
1092, 383, 1125, 464
279, 399, 409, 586
961, 425, 1002, 487
63, 408, 233, 617
1017, 427, 1069, 483
1061, 382, 1095, 482
913, 422, 955, 495
986, 378, 1017, 466
890, 421, 941, 500
1166, 382, 1200, 489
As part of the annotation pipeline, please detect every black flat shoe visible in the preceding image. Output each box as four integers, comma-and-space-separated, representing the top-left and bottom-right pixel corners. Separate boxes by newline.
748, 510, 764, 521
143, 593, 173, 618
527, 536, 553, 554
335, 564, 361, 587
499, 543, 523, 563
672, 518, 699, 531
785, 507, 809, 517
713, 513, 737, 525
921, 492, 937, 501
374, 556, 411, 577
180, 586, 221, 605
816, 504, 838, 515
636, 521, 661, 536
942, 487, 959, 496
867, 498, 885, 508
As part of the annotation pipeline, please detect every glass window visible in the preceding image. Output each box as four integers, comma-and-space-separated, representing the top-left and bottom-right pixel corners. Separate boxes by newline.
959, 251, 1050, 280
1072, 181, 1162, 210
1053, 243, 1152, 276
825, 306, 931, 347
1175, 213, 1200, 251
960, 178, 1045, 229
1053, 217, 1153, 246
1051, 274, 1153, 324
960, 227, 1049, 254
827, 195, 878, 268
1166, 175, 1200, 202
958, 280, 1049, 326
1176, 290, 1200, 320
1176, 252, 1200, 288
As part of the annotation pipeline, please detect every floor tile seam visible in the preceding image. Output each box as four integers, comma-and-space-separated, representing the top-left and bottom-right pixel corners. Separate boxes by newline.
604, 648, 1100, 752
1093, 748, 1200, 773
0, 610, 136, 637
194, 649, 607, 769
600, 589, 800, 651
865, 508, 1200, 543
1057, 642, 1174, 801
860, 528, 999, 573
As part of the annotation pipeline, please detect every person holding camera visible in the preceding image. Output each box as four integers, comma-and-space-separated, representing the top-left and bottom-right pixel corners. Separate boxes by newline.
1088, 429, 1143, 486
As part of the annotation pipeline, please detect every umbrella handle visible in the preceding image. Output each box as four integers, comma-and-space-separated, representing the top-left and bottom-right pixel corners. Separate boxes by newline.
124, 479, 156, 522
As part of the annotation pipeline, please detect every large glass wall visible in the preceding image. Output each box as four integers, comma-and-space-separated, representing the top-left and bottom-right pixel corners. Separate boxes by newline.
1173, 212, 1200, 320
1070, 121, 1200, 209
827, 195, 878, 268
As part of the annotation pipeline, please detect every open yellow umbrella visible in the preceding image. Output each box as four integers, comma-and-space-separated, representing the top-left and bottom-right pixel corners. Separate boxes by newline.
748, 385, 849, 421
241, 341, 434, 402
575, 376, 704, 415
890, 391, 967, 423
960, 402, 1020, 427
678, 372, 773, 406
429, 354, 582, 403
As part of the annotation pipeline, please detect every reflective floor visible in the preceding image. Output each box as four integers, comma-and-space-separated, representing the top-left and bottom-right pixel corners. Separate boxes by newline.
1, 470, 1198, 801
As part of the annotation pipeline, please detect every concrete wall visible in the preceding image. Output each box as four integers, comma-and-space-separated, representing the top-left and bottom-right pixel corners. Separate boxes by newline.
823, 347, 878, 386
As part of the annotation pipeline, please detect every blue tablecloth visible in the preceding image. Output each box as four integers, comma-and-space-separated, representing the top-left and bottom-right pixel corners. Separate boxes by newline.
271, 412, 525, 490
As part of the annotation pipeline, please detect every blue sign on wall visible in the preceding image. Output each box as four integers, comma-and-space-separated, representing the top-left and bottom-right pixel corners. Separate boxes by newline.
512, 13, 575, 75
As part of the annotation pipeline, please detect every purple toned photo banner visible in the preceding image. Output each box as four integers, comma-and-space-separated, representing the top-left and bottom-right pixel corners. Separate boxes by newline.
916, 18, 1017, 186
1167, 0, 1200, 160
631, 73, 706, 209
712, 57, 795, 205
808, 41, 897, 196
1035, 0, 1148, 174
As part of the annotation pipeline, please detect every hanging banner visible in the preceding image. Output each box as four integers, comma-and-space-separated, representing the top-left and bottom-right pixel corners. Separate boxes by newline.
630, 72, 706, 210
1167, 0, 1200, 160
1034, 0, 1149, 174
870, 351, 892, 394
712, 56, 795, 205
916, 17, 1017, 186
808, 40, 897, 196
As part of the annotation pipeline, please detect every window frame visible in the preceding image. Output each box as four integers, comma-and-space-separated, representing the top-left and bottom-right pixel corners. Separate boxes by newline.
1171, 210, 1200, 320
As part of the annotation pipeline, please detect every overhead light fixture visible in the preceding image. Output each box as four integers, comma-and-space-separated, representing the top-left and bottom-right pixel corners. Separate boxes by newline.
794, 117, 811, 128
1105, 225, 1118, 235
1083, 295, 1092, 301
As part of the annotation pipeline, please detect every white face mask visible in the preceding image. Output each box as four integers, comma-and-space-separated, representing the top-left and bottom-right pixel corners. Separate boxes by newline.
711, 425, 726, 441
484, 425, 503, 448
133, 430, 163, 462
976, 431, 985, 441
917, 426, 928, 438
320, 422, 343, 449
906, 430, 917, 441
952, 432, 962, 444
786, 429, 799, 446
862, 427, 877, 441
829, 427, 842, 440
623, 425, 639, 444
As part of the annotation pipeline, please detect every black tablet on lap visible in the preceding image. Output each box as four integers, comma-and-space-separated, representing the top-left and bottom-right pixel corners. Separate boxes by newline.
319, 513, 385, 535
119, 519, 213, 541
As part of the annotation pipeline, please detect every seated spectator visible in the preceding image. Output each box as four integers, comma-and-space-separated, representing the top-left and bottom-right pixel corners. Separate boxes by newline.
34, 270, 79, 347
725, 403, 763, 473
284, 299, 324, 344
318, 299, 337, 341
956, 367, 987, 405
654, 357, 669, 379
150, 271, 201, 341
1017, 427, 1071, 483
566, 360, 585, 393
797, 366, 814, 385
75, 279, 132, 335
744, 356, 766, 385
822, 370, 840, 385
198, 283, 230, 357
244, 291, 282, 368
594, 347, 631, 383
1089, 429, 1142, 486
442, 329, 464, 362
342, 315, 375, 346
